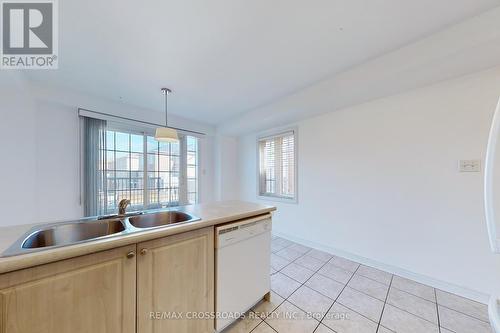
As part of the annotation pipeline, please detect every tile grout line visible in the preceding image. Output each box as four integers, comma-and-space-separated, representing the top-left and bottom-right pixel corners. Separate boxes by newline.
309, 254, 342, 333
314, 269, 474, 329
333, 300, 387, 328
372, 283, 442, 327
280, 238, 441, 302
389, 284, 436, 303
314, 269, 353, 283
273, 257, 312, 282
388, 283, 436, 302
284, 256, 442, 330
436, 303, 491, 324
249, 320, 278, 333
316, 265, 361, 332
278, 252, 397, 328
379, 298, 442, 327
320, 257, 443, 308
273, 251, 306, 265
261, 238, 302, 328
352, 271, 392, 287
269, 248, 333, 332
435, 288, 442, 333
271, 239, 294, 254
314, 270, 387, 303
437, 289, 489, 306
376, 274, 394, 333
272, 238, 490, 333
248, 238, 293, 333
386, 284, 481, 327
364, 281, 443, 328
325, 284, 439, 330
277, 263, 439, 332
276, 244, 439, 329
276, 237, 452, 300
268, 250, 315, 308
274, 245, 334, 277
281, 250, 325, 294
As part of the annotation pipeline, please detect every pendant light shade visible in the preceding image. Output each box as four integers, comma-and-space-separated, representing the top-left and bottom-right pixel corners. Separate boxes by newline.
155, 127, 178, 142
155, 87, 178, 142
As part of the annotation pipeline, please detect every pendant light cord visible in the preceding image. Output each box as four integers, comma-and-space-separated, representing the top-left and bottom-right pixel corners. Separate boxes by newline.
164, 89, 170, 209
165, 90, 168, 127
162, 87, 172, 128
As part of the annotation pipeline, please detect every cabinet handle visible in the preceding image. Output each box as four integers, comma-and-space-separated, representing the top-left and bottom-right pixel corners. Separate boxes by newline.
126, 251, 136, 259
140, 248, 148, 256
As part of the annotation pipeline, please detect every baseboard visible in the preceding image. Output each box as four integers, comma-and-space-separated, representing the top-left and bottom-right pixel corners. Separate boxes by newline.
273, 231, 490, 304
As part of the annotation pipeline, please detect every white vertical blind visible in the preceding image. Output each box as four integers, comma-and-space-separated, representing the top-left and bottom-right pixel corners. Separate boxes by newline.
259, 131, 296, 199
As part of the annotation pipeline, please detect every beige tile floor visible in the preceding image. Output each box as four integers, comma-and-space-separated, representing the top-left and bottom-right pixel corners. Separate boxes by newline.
223, 236, 493, 333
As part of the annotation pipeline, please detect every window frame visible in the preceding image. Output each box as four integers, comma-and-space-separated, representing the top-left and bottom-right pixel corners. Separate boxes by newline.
256, 127, 298, 203
185, 136, 200, 205
87, 121, 200, 214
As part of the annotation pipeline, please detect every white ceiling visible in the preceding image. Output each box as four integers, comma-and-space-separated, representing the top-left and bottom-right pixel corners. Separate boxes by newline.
25, 0, 500, 124
219, 6, 500, 134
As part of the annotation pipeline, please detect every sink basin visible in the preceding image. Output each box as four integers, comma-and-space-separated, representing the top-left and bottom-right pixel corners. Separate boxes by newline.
129, 211, 199, 229
22, 219, 126, 249
2, 210, 200, 257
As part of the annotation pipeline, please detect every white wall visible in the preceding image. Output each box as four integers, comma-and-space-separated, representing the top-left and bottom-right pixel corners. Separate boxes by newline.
214, 136, 240, 201
0, 73, 38, 227
35, 99, 82, 222
237, 66, 500, 301
0, 78, 217, 227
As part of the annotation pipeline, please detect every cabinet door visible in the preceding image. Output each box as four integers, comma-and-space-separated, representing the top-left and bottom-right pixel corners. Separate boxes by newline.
137, 227, 214, 333
0, 245, 137, 333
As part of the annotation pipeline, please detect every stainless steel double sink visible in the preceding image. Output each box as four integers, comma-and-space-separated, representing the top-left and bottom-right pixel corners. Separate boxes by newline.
2, 211, 200, 257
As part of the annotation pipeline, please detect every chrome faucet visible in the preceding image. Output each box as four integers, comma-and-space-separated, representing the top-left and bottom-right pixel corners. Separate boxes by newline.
118, 199, 131, 215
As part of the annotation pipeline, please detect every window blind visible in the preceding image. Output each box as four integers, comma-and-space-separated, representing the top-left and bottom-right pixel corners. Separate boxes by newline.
258, 130, 296, 199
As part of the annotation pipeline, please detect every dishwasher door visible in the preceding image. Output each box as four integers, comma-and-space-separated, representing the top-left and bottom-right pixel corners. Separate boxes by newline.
215, 215, 272, 332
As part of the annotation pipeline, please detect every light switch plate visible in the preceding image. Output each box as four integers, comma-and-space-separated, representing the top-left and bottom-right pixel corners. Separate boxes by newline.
459, 159, 481, 172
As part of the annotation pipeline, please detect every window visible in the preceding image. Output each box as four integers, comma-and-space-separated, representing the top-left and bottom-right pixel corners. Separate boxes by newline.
97, 128, 199, 214
186, 136, 198, 204
145, 136, 181, 209
258, 130, 297, 201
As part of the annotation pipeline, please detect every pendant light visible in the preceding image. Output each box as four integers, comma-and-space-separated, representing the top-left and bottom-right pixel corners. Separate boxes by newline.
155, 87, 178, 142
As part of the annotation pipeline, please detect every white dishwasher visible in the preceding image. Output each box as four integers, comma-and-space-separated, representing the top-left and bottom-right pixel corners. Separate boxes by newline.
215, 214, 272, 332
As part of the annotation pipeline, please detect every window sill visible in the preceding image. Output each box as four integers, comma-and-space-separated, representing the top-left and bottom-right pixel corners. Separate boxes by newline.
257, 195, 298, 204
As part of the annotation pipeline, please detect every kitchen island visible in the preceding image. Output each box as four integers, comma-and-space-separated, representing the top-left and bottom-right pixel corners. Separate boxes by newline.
0, 201, 275, 333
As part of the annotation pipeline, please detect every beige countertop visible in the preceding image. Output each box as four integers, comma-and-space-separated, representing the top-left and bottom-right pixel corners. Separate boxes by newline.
0, 200, 276, 274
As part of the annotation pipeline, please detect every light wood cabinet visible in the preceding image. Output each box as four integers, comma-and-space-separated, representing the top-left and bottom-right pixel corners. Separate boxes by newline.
137, 227, 214, 333
0, 244, 137, 333
0, 227, 215, 333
